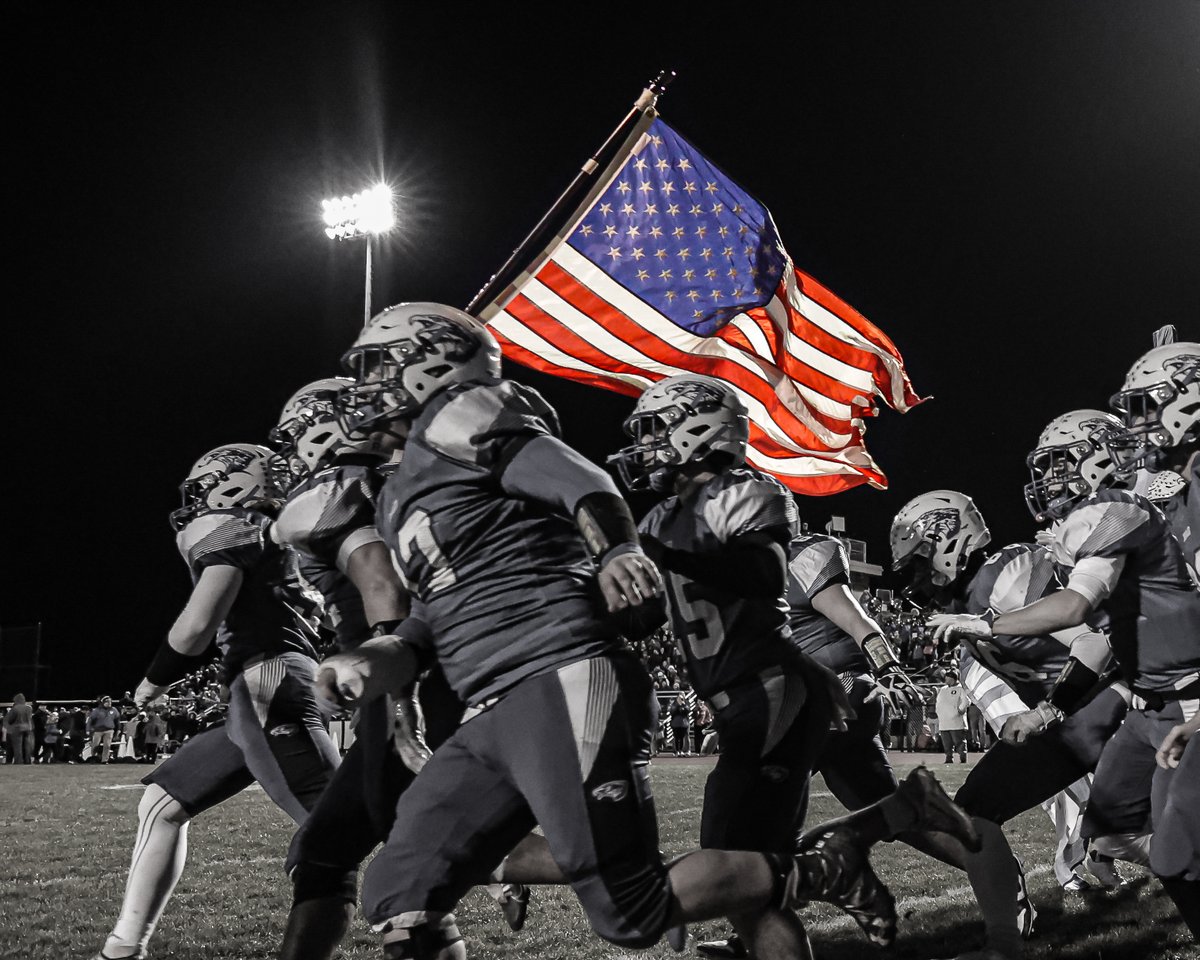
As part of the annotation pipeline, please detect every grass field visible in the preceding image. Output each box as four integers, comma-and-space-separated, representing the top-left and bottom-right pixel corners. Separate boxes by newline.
5, 753, 1195, 959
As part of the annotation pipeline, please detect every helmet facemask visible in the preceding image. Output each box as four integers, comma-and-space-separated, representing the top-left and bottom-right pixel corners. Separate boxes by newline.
1024, 418, 1122, 522
338, 312, 497, 438
609, 377, 749, 493
1108, 355, 1200, 475
269, 390, 358, 491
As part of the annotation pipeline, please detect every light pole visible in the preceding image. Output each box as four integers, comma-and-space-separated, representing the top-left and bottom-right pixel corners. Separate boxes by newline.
322, 184, 395, 326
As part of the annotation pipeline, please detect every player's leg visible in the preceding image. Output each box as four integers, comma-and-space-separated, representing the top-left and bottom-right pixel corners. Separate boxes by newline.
226, 652, 341, 823
279, 694, 415, 960
95, 726, 255, 959
1147, 701, 1200, 937
360, 727, 539, 960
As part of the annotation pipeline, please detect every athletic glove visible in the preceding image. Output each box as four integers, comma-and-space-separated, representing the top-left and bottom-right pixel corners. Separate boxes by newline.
1000, 701, 1064, 744
393, 688, 432, 774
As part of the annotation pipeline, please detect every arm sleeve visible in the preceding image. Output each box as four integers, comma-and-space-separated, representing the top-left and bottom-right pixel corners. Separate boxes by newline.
653, 533, 787, 599
499, 434, 620, 514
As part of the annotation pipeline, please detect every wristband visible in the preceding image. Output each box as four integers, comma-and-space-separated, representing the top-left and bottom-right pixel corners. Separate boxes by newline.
862, 632, 901, 673
146, 643, 210, 686
1033, 700, 1065, 730
575, 491, 640, 565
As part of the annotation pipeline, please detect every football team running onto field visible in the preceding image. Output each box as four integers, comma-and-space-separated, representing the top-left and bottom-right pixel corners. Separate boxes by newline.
93, 306, 1198, 960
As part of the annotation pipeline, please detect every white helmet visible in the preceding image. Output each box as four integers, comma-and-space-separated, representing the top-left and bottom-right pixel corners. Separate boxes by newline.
1024, 409, 1124, 522
1108, 341, 1200, 474
269, 377, 372, 490
609, 374, 749, 492
890, 490, 991, 587
170, 443, 276, 530
338, 302, 501, 435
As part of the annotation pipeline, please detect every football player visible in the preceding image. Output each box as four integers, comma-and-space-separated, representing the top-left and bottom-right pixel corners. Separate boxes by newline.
611, 373, 980, 958
316, 304, 955, 960
931, 409, 1200, 941
266, 379, 528, 960
1108, 339, 1199, 581
898, 481, 1136, 960
94, 445, 341, 960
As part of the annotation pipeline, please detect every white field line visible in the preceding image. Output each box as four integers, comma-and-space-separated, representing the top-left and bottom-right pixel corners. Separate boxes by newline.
803, 864, 1056, 933
101, 783, 263, 792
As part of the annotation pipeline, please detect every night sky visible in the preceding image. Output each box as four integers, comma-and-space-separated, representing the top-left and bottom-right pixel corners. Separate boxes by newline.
7, 3, 1199, 699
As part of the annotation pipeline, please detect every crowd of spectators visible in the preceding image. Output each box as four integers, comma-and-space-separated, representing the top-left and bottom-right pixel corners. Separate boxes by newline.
3, 660, 228, 766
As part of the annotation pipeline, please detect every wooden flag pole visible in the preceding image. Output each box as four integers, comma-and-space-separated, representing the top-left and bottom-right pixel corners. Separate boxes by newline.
465, 70, 675, 317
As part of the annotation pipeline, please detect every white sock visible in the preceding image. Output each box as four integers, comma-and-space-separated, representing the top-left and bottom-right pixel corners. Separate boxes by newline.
964, 818, 1024, 959
106, 785, 190, 954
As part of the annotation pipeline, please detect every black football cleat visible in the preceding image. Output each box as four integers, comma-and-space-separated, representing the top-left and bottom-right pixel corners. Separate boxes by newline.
787, 826, 897, 948
898, 766, 982, 852
497, 883, 530, 932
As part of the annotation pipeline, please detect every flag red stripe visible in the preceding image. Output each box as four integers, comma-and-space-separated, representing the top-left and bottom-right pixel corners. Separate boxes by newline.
792, 267, 925, 409
533, 259, 857, 453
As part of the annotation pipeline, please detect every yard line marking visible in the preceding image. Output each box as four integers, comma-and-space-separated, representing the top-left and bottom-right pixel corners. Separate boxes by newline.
802, 864, 1055, 932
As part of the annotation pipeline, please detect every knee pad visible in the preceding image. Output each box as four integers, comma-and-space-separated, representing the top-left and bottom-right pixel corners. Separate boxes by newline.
289, 861, 358, 905
376, 913, 463, 960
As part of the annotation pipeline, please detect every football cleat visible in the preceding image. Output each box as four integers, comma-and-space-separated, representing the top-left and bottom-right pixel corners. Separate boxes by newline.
897, 766, 982, 852
1014, 856, 1037, 938
493, 883, 530, 932
696, 935, 748, 958
92, 947, 147, 960
1061, 874, 1092, 893
1084, 849, 1126, 890
665, 924, 688, 952
787, 825, 897, 948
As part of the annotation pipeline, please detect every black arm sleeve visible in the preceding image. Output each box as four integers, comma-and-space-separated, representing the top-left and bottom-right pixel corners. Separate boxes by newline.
647, 531, 787, 599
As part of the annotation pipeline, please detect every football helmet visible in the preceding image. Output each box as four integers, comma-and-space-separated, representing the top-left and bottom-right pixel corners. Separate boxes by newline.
1107, 341, 1200, 474
337, 302, 501, 436
1024, 410, 1124, 522
169, 443, 276, 531
608, 374, 749, 492
269, 377, 371, 490
890, 490, 991, 587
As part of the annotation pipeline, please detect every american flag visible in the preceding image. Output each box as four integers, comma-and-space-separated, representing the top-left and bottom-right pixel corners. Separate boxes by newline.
481, 117, 925, 495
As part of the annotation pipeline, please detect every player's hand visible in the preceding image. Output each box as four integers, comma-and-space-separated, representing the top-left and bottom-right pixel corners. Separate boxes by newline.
1000, 702, 1061, 744
393, 691, 433, 774
1156, 712, 1200, 769
866, 666, 925, 711
315, 638, 416, 712
134, 678, 170, 711
598, 549, 664, 613
928, 613, 992, 645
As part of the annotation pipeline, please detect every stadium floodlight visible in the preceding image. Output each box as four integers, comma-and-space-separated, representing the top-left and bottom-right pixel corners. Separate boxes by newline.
321, 183, 395, 324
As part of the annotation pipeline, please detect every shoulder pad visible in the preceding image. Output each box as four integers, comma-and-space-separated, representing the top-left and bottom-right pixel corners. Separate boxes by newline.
702, 467, 798, 543
419, 380, 558, 466
176, 509, 265, 571
787, 534, 849, 596
1052, 492, 1151, 568
275, 467, 380, 557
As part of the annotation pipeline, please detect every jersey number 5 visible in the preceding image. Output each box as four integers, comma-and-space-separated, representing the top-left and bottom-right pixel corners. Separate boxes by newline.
668, 572, 726, 660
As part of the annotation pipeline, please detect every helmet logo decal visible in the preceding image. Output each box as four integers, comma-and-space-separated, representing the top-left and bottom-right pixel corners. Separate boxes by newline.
410, 314, 481, 363
911, 508, 961, 542
204, 447, 258, 474
661, 379, 724, 410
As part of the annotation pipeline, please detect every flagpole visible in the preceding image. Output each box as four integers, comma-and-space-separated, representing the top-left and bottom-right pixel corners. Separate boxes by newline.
465, 70, 675, 317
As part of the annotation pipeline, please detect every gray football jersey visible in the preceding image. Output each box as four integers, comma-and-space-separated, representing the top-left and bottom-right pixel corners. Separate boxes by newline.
376, 379, 621, 706
274, 456, 387, 649
786, 534, 868, 674
1052, 489, 1200, 693
639, 467, 802, 700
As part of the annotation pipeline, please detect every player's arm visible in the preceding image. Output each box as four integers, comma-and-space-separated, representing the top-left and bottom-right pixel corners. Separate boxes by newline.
340, 539, 409, 626
135, 564, 243, 707
810, 583, 923, 707
314, 608, 431, 712
499, 434, 662, 613
642, 529, 788, 599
